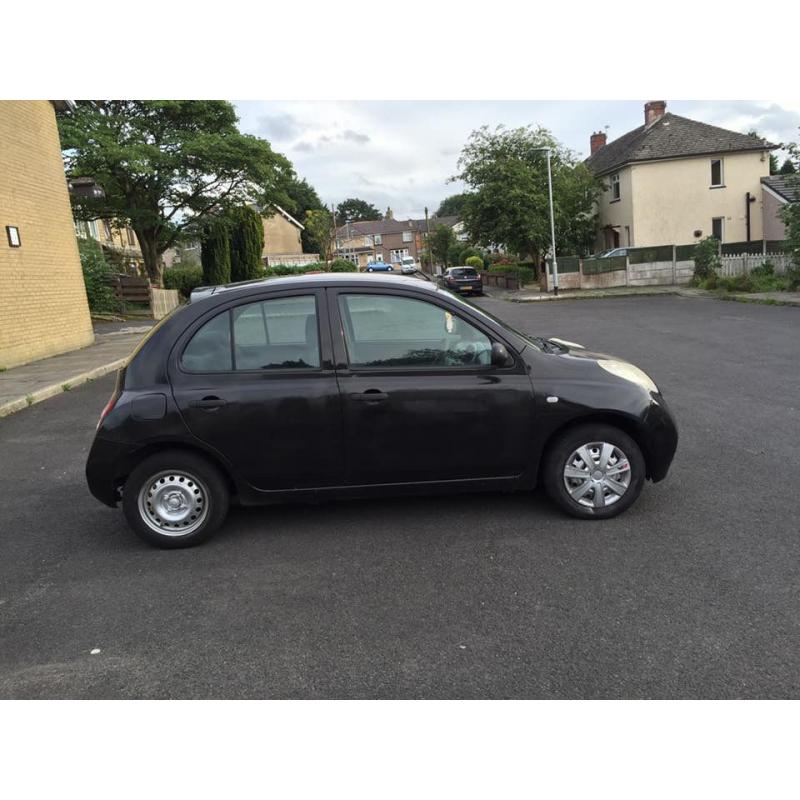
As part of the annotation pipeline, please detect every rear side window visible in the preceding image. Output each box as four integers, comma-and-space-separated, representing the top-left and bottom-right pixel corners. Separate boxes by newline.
181, 311, 232, 372
181, 295, 320, 372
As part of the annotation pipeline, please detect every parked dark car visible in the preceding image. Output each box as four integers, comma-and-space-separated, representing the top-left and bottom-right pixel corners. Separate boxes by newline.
441, 266, 483, 295
86, 274, 678, 548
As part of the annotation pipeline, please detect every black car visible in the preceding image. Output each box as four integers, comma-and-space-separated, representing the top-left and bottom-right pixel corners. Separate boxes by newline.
442, 267, 483, 295
86, 274, 678, 548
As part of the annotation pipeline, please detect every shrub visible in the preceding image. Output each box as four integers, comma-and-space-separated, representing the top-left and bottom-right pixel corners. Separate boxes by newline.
786, 265, 800, 291
78, 237, 117, 313
487, 264, 535, 286
201, 220, 231, 286
703, 272, 719, 290
329, 258, 358, 272
693, 236, 720, 281
718, 273, 754, 293
164, 265, 204, 299
465, 256, 484, 269
459, 247, 483, 263
229, 206, 265, 282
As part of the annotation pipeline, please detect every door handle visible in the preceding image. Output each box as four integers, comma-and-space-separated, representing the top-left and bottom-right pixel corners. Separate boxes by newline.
350, 390, 388, 403
190, 396, 227, 410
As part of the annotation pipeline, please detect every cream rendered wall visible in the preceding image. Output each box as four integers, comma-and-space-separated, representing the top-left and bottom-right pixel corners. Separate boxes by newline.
262, 213, 302, 256
595, 167, 634, 249
630, 151, 769, 246
761, 189, 787, 240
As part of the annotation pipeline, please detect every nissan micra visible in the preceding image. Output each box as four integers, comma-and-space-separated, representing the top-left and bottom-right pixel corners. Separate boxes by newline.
86, 274, 678, 548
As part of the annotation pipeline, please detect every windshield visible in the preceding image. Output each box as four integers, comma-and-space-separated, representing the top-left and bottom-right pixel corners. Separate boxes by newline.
450, 268, 478, 278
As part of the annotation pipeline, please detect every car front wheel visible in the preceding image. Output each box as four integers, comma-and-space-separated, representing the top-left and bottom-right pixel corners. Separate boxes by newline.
122, 450, 230, 548
542, 423, 645, 519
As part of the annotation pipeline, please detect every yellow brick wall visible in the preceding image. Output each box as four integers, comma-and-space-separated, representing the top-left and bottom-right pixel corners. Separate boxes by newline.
262, 211, 303, 256
0, 101, 94, 368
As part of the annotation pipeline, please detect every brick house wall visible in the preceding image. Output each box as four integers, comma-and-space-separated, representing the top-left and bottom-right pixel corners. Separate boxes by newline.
0, 101, 94, 369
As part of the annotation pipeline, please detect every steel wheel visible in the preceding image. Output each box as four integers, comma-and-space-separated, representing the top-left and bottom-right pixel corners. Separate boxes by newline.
563, 441, 632, 509
137, 470, 210, 536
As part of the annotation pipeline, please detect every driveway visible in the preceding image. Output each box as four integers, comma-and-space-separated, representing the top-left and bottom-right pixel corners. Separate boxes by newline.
0, 295, 798, 698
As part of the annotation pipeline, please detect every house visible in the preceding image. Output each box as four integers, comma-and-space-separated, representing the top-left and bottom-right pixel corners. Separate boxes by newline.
0, 101, 94, 369
260, 204, 318, 267
761, 175, 799, 241
68, 178, 145, 274
585, 101, 776, 250
335, 214, 460, 269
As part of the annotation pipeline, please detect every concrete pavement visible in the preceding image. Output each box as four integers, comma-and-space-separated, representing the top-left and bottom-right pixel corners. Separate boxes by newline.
0, 322, 154, 418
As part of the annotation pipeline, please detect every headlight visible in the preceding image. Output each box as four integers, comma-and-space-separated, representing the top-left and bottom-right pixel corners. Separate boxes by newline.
597, 359, 658, 393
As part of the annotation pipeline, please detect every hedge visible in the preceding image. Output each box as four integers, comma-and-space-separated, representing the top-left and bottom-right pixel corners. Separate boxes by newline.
164, 265, 204, 299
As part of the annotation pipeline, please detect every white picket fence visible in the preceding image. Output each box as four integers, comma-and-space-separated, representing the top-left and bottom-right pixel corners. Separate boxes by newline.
718, 253, 792, 277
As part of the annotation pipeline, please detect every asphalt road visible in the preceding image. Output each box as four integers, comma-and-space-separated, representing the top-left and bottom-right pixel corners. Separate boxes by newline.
1, 295, 798, 698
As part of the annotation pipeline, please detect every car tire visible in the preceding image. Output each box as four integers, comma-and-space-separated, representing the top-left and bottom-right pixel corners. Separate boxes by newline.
367, 268, 374, 272
542, 423, 645, 520
122, 450, 230, 548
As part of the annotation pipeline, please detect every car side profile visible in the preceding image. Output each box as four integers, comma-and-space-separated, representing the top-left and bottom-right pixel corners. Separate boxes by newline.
86, 274, 678, 548
366, 260, 393, 272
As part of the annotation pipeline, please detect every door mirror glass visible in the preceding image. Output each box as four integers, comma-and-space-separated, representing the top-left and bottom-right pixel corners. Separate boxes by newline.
491, 341, 513, 367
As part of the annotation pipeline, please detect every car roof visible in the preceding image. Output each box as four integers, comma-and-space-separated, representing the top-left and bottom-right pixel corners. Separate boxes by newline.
190, 272, 439, 303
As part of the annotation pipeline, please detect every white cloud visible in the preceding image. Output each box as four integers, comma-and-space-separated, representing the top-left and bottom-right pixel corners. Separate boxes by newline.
235, 100, 800, 219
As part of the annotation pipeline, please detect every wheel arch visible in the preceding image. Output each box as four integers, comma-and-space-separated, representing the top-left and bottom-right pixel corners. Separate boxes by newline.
537, 412, 653, 483
114, 440, 240, 500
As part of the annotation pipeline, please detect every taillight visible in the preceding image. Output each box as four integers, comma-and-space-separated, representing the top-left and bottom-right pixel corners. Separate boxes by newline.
97, 390, 119, 430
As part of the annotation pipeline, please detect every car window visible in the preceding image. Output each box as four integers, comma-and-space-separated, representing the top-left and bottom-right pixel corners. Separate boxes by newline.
181, 310, 232, 372
338, 294, 492, 368
232, 295, 320, 370
450, 268, 478, 278
181, 295, 320, 372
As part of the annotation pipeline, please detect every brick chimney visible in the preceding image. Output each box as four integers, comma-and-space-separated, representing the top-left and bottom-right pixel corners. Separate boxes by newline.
644, 100, 667, 127
590, 131, 607, 155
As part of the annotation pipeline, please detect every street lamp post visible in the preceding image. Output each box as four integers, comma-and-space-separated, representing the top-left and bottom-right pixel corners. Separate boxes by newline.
534, 147, 559, 296
544, 148, 559, 296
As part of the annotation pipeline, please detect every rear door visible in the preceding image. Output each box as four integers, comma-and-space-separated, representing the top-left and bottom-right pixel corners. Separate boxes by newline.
328, 287, 535, 486
169, 289, 344, 491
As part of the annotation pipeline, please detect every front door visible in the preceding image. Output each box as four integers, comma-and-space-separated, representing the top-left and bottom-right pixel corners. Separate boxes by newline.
329, 288, 535, 486
169, 290, 344, 491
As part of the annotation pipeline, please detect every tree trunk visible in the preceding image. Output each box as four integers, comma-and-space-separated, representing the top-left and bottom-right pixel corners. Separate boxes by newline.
136, 228, 164, 287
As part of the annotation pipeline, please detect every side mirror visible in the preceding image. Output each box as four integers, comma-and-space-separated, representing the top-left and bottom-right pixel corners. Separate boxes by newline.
491, 342, 513, 367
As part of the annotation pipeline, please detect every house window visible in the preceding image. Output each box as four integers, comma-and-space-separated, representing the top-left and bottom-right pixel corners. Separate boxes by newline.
373, 234, 382, 245
102, 220, 113, 240
611, 173, 620, 201
710, 159, 724, 187
126, 227, 136, 246
390, 248, 410, 263
402, 230, 413, 243
87, 219, 99, 239
711, 217, 724, 242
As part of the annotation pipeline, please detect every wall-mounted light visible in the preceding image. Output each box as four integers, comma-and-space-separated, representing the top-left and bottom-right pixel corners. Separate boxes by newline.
6, 226, 21, 247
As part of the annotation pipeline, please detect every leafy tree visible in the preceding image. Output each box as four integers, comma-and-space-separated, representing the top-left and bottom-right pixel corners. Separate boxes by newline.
285, 176, 326, 252
435, 193, 471, 218
453, 125, 601, 266
304, 208, 335, 262
779, 158, 797, 175
429, 224, 457, 267
201, 220, 231, 286
229, 206, 264, 282
692, 236, 721, 282
779, 135, 800, 277
465, 256, 484, 269
336, 198, 381, 223
58, 101, 292, 285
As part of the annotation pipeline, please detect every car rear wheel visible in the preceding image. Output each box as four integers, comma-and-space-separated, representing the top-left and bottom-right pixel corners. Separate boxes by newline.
122, 450, 230, 548
542, 424, 645, 519
367, 267, 374, 272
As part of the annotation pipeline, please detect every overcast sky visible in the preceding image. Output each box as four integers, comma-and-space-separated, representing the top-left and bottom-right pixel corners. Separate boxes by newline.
234, 100, 800, 220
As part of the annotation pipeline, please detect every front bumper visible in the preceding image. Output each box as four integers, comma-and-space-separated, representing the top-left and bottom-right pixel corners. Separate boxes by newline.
641, 396, 678, 482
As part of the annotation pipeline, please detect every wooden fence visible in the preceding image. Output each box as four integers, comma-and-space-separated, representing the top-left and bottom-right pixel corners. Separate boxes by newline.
105, 274, 180, 318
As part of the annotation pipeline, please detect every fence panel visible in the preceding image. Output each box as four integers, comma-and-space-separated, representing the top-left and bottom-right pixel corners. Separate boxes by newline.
628, 245, 673, 264
583, 255, 627, 275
